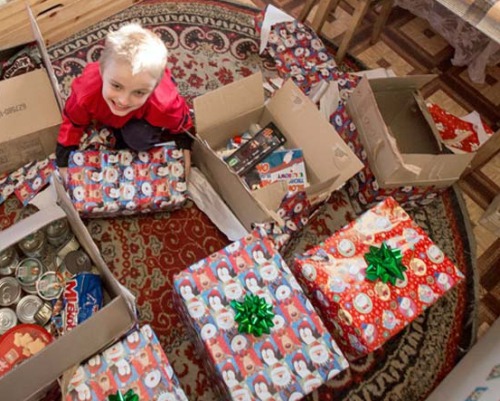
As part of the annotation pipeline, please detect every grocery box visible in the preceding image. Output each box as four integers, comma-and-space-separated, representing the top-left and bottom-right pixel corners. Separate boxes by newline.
0, 5, 62, 175
346, 77, 474, 188
192, 72, 363, 230
0, 176, 137, 400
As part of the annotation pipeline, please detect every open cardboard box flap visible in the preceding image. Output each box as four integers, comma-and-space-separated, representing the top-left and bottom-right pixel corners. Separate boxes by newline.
193, 72, 363, 230
347, 77, 474, 188
0, 4, 63, 175
194, 73, 265, 136
0, 176, 137, 401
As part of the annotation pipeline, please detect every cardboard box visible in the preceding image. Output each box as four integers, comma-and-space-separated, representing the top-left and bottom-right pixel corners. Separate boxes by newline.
346, 77, 474, 188
0, 177, 137, 401
192, 72, 363, 230
0, 5, 62, 175
479, 193, 500, 236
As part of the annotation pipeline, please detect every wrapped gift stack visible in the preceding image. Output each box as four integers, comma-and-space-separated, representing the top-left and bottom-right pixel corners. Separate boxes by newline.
292, 197, 465, 361
64, 324, 188, 401
67, 144, 187, 217
173, 231, 349, 401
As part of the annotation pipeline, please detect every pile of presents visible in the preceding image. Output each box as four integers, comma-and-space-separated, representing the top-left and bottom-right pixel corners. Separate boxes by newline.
0, 4, 495, 401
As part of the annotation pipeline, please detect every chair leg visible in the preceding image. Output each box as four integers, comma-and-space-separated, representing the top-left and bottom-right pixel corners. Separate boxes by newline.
311, 0, 342, 33
299, 0, 318, 22
371, 0, 394, 44
336, 0, 371, 63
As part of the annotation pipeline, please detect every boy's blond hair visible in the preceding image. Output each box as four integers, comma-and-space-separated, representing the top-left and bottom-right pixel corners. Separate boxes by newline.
100, 23, 168, 81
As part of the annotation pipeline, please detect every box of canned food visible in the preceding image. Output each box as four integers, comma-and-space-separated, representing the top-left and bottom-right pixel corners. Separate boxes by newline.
0, 175, 137, 400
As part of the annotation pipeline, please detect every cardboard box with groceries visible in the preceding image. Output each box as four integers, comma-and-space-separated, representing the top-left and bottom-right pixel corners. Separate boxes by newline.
192, 72, 363, 230
0, 6, 62, 176
0, 177, 137, 401
346, 76, 474, 188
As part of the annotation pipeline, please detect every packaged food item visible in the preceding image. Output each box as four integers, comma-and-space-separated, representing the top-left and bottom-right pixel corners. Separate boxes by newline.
0, 277, 22, 307
0, 324, 53, 377
45, 218, 73, 248
34, 302, 53, 326
15, 258, 46, 294
63, 273, 103, 333
0, 308, 17, 334
16, 295, 44, 324
224, 122, 287, 175
0, 246, 19, 276
18, 230, 48, 259
55, 235, 81, 260
61, 250, 92, 277
36, 271, 65, 301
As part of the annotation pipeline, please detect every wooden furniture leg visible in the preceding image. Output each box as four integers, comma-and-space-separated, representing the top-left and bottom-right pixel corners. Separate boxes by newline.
299, 0, 318, 23
311, 0, 342, 32
336, 0, 371, 62
371, 0, 394, 44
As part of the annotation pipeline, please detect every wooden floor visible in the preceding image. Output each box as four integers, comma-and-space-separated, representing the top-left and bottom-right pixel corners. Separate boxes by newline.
240, 0, 500, 337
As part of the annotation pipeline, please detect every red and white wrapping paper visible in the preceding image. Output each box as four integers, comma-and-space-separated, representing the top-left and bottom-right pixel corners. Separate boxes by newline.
292, 197, 464, 360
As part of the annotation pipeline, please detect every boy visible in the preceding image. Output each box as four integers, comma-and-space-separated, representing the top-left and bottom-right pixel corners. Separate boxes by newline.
56, 23, 193, 182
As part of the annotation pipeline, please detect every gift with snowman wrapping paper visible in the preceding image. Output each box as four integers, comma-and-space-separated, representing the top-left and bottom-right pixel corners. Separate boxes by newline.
292, 197, 464, 361
173, 231, 349, 401
64, 324, 188, 401
66, 143, 187, 217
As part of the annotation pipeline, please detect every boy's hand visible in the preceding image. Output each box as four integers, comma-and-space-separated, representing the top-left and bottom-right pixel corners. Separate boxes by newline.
183, 149, 191, 181
59, 167, 68, 187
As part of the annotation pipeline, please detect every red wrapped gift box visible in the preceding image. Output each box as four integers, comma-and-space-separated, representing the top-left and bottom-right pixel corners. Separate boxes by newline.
292, 197, 464, 360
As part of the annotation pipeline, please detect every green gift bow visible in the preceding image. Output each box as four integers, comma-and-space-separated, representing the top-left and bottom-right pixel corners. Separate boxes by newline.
364, 242, 407, 285
108, 390, 139, 401
230, 294, 275, 337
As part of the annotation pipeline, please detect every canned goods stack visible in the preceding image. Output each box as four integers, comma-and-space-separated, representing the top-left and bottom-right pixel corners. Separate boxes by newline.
0, 217, 102, 340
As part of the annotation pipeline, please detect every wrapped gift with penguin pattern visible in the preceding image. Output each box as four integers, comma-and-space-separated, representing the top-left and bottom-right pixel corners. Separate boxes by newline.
292, 197, 464, 361
67, 143, 187, 217
173, 231, 349, 401
64, 324, 188, 401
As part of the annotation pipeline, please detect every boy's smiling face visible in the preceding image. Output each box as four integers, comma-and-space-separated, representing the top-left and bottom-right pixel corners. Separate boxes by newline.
101, 58, 158, 116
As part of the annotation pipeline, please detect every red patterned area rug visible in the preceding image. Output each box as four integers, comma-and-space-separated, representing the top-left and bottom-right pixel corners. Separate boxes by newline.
0, 1, 477, 400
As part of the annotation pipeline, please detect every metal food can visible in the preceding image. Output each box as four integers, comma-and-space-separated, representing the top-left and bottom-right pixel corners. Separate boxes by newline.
62, 250, 92, 276
46, 218, 72, 248
56, 235, 80, 260
34, 302, 53, 326
36, 271, 65, 301
16, 258, 46, 294
0, 246, 19, 276
18, 230, 47, 259
0, 277, 22, 307
16, 295, 44, 324
0, 308, 18, 334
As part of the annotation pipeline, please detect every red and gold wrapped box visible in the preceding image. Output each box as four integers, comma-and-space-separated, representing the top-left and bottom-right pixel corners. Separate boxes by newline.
292, 197, 464, 360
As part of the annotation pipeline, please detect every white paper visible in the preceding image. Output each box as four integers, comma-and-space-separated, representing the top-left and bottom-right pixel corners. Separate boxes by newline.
460, 110, 491, 147
352, 68, 397, 79
425, 317, 500, 401
319, 81, 341, 120
187, 167, 248, 241
443, 110, 492, 154
259, 5, 295, 54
